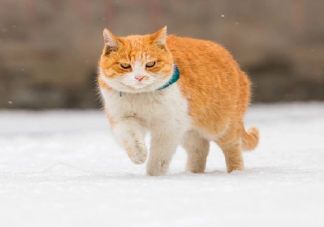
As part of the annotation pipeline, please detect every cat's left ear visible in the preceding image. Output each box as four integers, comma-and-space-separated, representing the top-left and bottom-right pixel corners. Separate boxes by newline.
151, 26, 167, 49
103, 28, 120, 54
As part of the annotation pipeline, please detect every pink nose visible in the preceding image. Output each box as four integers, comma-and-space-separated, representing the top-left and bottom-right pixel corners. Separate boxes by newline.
135, 75, 145, 82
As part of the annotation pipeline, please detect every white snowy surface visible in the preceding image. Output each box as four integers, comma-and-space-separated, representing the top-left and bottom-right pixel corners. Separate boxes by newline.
0, 103, 323, 227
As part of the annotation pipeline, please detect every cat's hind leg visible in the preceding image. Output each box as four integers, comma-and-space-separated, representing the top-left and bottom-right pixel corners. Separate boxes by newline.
181, 130, 210, 173
218, 141, 243, 172
215, 126, 244, 172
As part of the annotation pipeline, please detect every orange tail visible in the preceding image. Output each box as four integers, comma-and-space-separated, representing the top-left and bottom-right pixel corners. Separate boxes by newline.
242, 126, 259, 151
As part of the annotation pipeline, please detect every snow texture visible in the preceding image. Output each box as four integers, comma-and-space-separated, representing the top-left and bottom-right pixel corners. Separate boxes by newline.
0, 103, 323, 227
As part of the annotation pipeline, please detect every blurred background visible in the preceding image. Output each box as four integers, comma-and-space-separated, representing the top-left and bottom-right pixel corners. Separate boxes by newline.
0, 0, 323, 109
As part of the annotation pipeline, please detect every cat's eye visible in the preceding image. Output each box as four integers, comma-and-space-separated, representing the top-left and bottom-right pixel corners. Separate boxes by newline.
120, 63, 131, 69
146, 62, 155, 68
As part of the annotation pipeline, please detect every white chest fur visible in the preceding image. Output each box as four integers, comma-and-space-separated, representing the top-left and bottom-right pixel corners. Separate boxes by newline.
100, 84, 190, 131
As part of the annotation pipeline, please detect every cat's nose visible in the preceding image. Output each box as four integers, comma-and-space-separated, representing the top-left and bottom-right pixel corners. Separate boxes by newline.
135, 75, 145, 82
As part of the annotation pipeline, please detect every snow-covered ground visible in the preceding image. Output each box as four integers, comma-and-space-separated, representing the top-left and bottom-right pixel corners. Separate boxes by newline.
0, 103, 323, 227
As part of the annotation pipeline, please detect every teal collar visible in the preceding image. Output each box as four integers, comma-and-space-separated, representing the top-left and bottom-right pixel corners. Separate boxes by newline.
157, 64, 180, 90
119, 64, 179, 97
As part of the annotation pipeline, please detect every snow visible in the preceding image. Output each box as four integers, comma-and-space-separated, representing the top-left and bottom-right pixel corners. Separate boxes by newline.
0, 103, 324, 227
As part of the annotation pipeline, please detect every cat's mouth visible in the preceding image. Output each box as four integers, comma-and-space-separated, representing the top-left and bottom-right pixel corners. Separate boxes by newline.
121, 82, 151, 90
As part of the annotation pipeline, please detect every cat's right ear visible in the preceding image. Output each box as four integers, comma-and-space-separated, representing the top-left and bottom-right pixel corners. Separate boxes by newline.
103, 28, 119, 54
151, 26, 167, 49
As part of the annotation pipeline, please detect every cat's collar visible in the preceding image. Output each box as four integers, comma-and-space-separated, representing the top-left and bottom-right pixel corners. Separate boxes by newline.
157, 64, 180, 90
119, 64, 180, 97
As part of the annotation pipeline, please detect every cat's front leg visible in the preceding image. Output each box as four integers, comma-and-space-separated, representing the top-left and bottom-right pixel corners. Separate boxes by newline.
146, 122, 180, 176
112, 118, 147, 165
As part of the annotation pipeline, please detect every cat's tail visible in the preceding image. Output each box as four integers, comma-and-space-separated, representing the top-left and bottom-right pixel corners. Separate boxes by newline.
242, 126, 259, 151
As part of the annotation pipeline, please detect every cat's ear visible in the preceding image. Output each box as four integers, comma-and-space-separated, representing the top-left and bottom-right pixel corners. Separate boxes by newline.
151, 26, 167, 49
103, 28, 120, 54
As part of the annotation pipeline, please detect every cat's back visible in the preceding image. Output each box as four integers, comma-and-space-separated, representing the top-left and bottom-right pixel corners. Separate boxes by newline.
166, 35, 244, 90
166, 35, 234, 68
166, 34, 248, 96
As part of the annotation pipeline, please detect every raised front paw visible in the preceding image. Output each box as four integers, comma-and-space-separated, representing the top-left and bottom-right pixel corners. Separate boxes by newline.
123, 139, 147, 165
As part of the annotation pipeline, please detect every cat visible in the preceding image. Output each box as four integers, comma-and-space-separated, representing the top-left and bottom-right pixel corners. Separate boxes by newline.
98, 26, 259, 176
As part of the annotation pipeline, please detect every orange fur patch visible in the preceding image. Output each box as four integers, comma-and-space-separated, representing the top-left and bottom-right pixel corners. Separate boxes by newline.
165, 35, 252, 141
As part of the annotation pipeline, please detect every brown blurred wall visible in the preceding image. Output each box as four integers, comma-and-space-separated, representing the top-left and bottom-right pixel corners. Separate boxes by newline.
0, 0, 323, 109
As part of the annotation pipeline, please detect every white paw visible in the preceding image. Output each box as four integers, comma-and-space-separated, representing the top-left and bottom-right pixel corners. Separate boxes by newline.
146, 159, 169, 176
124, 139, 147, 165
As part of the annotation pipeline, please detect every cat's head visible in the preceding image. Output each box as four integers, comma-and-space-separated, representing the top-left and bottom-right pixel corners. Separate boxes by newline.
99, 26, 173, 93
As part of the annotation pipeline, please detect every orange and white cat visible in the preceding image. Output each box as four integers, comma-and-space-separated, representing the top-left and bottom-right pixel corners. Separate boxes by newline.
98, 26, 259, 176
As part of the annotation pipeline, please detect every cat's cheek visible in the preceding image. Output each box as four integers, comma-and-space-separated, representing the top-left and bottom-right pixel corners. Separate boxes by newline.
100, 75, 119, 90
